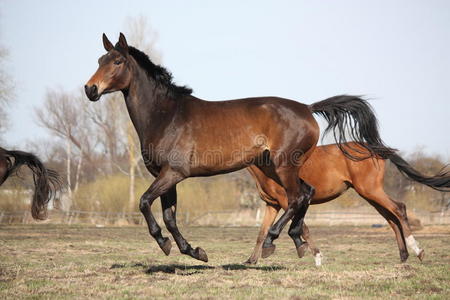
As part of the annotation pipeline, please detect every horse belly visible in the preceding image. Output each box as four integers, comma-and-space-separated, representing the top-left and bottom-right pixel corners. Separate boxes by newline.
300, 164, 349, 204
187, 146, 264, 176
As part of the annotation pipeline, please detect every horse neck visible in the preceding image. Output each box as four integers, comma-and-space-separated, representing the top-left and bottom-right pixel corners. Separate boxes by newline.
122, 64, 178, 147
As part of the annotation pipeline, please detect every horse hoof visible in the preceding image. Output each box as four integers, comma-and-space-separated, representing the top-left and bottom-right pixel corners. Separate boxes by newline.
261, 245, 276, 258
244, 258, 257, 265
194, 247, 208, 262
417, 249, 425, 262
400, 250, 409, 263
297, 243, 309, 258
161, 237, 172, 256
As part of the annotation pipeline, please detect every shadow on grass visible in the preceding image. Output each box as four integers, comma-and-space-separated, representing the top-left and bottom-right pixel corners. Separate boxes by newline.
146, 264, 215, 275
110, 262, 285, 275
221, 264, 284, 271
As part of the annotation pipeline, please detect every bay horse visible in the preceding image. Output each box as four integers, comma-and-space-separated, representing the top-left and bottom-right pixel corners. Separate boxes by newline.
85, 33, 394, 262
246, 142, 450, 265
0, 147, 60, 220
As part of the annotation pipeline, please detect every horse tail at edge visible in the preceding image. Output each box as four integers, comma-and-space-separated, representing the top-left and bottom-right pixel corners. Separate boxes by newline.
388, 153, 450, 192
4, 149, 61, 220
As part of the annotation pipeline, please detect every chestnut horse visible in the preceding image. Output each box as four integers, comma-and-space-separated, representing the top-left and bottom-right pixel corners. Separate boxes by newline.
85, 33, 394, 262
0, 147, 60, 219
246, 143, 450, 265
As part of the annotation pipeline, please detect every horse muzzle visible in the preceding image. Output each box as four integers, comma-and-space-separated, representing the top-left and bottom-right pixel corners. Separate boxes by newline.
84, 84, 100, 101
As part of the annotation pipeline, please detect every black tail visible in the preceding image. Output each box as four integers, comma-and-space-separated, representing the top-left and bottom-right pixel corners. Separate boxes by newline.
388, 153, 450, 192
4, 149, 61, 220
309, 95, 396, 161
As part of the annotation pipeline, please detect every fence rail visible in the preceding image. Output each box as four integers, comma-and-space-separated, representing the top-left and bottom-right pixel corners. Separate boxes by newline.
1, 209, 449, 226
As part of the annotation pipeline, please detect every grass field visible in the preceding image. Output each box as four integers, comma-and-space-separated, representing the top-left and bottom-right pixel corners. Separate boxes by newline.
0, 224, 449, 299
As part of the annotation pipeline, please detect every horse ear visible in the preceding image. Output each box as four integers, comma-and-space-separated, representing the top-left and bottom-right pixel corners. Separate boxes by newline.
102, 33, 114, 51
117, 32, 129, 54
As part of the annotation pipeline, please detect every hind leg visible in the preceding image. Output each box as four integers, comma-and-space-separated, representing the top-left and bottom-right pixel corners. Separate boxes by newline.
245, 204, 280, 264
368, 201, 409, 262
358, 188, 423, 262
390, 198, 424, 261
287, 181, 314, 258
262, 169, 312, 258
301, 223, 323, 266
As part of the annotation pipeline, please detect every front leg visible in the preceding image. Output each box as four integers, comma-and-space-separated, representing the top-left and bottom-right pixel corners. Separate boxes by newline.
245, 204, 280, 264
301, 223, 323, 266
139, 167, 184, 256
161, 186, 208, 262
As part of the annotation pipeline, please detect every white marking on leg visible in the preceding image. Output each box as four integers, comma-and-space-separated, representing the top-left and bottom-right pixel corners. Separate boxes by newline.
314, 252, 323, 266
406, 235, 422, 256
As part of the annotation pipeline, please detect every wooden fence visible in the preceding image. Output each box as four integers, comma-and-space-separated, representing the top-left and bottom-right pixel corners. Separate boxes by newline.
1, 209, 449, 226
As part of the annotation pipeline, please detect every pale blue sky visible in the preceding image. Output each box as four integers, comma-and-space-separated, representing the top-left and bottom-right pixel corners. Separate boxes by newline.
1, 0, 449, 157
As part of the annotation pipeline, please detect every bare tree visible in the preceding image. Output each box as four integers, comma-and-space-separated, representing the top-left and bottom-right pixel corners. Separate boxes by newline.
35, 88, 101, 197
0, 46, 14, 140
85, 93, 128, 173
124, 15, 162, 64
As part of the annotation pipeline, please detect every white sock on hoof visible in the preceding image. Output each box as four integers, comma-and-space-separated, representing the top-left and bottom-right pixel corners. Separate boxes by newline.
406, 235, 422, 256
314, 252, 323, 266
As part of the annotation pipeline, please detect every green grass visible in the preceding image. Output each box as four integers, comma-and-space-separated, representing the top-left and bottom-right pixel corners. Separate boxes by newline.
0, 224, 449, 299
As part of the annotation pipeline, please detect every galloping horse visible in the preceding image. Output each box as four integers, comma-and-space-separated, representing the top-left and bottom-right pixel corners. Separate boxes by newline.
0, 147, 60, 219
85, 33, 394, 262
246, 142, 450, 265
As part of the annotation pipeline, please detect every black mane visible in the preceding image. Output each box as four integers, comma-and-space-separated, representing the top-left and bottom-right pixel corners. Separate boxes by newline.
125, 46, 193, 98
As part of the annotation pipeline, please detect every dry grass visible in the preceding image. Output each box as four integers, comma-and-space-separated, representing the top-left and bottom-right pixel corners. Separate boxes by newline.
71, 174, 243, 216
0, 224, 449, 299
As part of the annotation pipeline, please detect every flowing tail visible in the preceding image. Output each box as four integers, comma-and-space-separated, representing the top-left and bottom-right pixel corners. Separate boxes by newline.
4, 149, 61, 220
388, 153, 450, 191
309, 95, 396, 161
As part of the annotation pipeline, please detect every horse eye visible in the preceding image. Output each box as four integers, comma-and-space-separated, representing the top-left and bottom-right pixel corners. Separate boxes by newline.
114, 60, 122, 65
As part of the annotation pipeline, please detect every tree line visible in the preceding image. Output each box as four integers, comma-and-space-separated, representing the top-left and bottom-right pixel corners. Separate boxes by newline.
0, 17, 448, 216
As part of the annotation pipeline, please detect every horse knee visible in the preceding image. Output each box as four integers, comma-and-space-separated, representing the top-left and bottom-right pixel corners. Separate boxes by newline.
139, 193, 155, 214
139, 198, 149, 213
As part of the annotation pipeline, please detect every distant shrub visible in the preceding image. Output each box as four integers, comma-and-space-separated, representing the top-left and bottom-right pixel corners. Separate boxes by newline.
0, 177, 33, 212
0, 189, 30, 212
176, 176, 242, 218
72, 174, 148, 212
69, 173, 242, 217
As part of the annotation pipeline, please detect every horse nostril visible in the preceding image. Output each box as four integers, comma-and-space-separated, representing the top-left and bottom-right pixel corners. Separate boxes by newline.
84, 84, 98, 98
